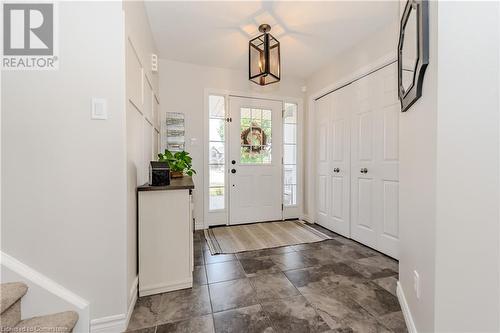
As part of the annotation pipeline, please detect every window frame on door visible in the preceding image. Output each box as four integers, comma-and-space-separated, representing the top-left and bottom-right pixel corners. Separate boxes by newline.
203, 89, 303, 227
283, 102, 298, 208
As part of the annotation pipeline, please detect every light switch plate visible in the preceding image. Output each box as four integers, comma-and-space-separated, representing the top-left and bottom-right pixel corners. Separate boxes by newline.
91, 98, 107, 120
152, 54, 158, 72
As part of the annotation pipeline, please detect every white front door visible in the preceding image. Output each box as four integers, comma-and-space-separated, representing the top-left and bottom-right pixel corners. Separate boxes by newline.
315, 90, 351, 237
229, 97, 283, 225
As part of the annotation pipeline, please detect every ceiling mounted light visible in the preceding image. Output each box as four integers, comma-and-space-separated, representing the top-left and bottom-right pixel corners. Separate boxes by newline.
249, 24, 281, 86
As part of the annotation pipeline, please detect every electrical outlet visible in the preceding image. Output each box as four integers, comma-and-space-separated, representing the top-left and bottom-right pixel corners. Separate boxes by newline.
413, 270, 420, 299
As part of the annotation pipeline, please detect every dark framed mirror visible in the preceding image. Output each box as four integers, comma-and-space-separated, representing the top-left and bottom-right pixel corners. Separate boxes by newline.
398, 0, 429, 112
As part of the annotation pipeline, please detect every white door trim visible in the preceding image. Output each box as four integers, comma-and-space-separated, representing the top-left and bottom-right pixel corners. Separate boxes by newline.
203, 88, 304, 229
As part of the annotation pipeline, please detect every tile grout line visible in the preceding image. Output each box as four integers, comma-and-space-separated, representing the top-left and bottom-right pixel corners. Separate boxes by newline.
137, 230, 401, 333
242, 257, 283, 333
202, 237, 218, 332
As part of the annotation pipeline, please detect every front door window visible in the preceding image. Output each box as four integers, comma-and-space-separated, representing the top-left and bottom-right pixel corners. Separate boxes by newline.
240, 108, 272, 164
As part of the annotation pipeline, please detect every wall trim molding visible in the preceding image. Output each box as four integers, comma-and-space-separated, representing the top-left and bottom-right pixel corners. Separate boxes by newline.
1, 252, 89, 308
126, 276, 138, 329
90, 313, 126, 333
300, 214, 314, 224
309, 53, 397, 101
396, 281, 417, 333
90, 276, 137, 333
139, 279, 192, 297
1, 251, 90, 332
195, 220, 205, 230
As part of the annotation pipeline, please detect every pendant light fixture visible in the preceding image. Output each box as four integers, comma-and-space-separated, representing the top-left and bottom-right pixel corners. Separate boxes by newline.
249, 24, 281, 86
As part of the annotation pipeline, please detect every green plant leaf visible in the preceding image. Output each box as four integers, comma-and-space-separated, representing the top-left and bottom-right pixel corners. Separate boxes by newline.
159, 150, 196, 175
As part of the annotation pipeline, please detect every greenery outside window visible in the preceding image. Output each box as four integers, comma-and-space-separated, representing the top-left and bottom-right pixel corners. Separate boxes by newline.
208, 95, 225, 211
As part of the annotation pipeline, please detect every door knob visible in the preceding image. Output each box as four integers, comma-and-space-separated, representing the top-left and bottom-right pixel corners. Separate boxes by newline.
231, 169, 236, 174
360, 168, 368, 174
333, 168, 340, 173
231, 160, 236, 165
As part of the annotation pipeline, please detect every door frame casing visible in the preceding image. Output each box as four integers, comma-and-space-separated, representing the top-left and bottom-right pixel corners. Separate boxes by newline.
203, 88, 304, 228
228, 97, 283, 225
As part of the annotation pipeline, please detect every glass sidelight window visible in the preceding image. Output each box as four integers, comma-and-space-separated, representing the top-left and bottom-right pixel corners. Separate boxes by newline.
283, 102, 298, 206
208, 95, 226, 211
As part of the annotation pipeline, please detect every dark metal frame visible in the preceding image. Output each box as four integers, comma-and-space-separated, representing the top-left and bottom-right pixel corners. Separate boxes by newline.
398, 0, 429, 112
249, 32, 281, 86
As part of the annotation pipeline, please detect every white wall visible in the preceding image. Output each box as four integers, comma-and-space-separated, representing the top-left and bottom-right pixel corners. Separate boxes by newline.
398, 2, 437, 331
1, 0, 127, 323
159, 59, 305, 228
433, 1, 500, 331
400, 1, 500, 332
304, 18, 399, 220
123, 0, 160, 319
304, 2, 500, 331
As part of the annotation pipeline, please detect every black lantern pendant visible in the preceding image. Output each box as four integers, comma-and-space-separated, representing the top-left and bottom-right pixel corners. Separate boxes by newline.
249, 24, 281, 86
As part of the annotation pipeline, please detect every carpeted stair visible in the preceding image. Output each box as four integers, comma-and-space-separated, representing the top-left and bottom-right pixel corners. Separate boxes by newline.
0, 282, 78, 332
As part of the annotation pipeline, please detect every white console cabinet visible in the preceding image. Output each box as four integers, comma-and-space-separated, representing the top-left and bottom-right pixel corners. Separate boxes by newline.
137, 177, 194, 297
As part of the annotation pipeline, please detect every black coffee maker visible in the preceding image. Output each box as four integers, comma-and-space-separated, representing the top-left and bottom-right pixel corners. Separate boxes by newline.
149, 161, 170, 186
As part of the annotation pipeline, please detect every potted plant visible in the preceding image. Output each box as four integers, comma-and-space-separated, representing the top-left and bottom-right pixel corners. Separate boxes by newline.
157, 149, 196, 178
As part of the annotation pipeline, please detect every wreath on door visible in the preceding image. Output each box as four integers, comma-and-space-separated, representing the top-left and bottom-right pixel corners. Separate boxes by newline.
241, 125, 267, 152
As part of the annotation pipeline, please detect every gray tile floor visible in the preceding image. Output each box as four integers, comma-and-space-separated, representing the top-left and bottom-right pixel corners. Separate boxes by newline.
126, 224, 407, 333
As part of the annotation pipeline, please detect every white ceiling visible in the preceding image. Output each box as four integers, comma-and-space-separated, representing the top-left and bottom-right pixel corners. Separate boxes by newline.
145, 1, 399, 79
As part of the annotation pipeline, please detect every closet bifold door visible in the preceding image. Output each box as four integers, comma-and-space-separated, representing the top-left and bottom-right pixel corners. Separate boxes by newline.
315, 91, 350, 238
350, 64, 400, 259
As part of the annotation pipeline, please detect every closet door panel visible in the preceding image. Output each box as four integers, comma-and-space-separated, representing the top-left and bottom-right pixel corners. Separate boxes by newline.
329, 88, 351, 237
358, 110, 374, 161
357, 178, 374, 229
314, 63, 400, 259
383, 105, 399, 161
318, 175, 328, 215
376, 65, 400, 258
382, 180, 399, 238
350, 76, 377, 248
316, 96, 332, 229
332, 119, 345, 161
331, 177, 344, 219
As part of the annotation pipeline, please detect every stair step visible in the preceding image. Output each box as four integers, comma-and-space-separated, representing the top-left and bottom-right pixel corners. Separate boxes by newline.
14, 311, 78, 333
1, 282, 28, 314
1, 299, 22, 328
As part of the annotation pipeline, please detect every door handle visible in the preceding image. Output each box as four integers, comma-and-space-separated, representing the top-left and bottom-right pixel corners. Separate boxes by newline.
231, 169, 236, 174
333, 168, 340, 173
360, 168, 368, 174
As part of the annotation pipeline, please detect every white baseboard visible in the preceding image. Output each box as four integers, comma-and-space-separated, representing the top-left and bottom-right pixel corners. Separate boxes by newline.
90, 313, 127, 333
195, 221, 204, 230
90, 275, 138, 333
300, 214, 314, 224
139, 279, 192, 297
397, 281, 417, 333
1, 251, 90, 333
125, 276, 138, 329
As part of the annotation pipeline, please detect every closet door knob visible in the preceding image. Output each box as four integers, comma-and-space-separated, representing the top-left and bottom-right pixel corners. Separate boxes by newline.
360, 168, 368, 174
333, 168, 340, 173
